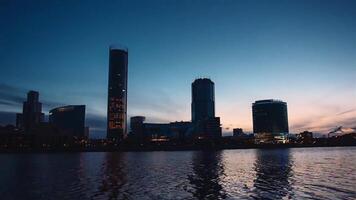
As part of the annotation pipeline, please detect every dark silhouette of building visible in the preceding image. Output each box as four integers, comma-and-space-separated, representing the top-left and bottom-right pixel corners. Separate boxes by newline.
194, 117, 222, 140
191, 78, 221, 141
233, 128, 244, 137
191, 78, 215, 122
130, 116, 146, 143
252, 99, 289, 144
107, 46, 128, 142
16, 91, 44, 133
129, 116, 192, 143
16, 113, 23, 129
49, 105, 86, 138
129, 78, 221, 143
169, 121, 193, 143
143, 123, 171, 142
297, 131, 313, 144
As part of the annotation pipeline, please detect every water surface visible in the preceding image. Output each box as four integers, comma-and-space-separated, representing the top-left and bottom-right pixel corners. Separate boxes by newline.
0, 147, 355, 199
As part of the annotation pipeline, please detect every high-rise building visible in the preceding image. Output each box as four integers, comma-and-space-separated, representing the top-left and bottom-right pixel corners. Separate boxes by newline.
130, 116, 145, 142
16, 91, 44, 133
191, 78, 221, 140
191, 78, 215, 122
252, 99, 289, 144
107, 46, 128, 141
49, 105, 86, 138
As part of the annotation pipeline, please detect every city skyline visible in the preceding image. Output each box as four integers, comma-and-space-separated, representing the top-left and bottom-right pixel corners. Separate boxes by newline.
0, 0, 355, 138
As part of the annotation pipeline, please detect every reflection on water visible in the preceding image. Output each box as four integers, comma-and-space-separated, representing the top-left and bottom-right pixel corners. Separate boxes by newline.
0, 153, 90, 199
251, 149, 293, 199
0, 147, 355, 199
94, 153, 127, 199
188, 151, 226, 199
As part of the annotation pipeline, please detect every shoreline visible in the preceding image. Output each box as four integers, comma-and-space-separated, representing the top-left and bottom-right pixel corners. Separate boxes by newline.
1, 143, 355, 153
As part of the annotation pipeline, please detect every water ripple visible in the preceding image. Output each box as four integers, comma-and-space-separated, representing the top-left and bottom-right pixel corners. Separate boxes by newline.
0, 147, 355, 199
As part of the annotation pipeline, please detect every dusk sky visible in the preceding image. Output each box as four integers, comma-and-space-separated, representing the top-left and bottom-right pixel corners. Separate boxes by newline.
0, 0, 355, 138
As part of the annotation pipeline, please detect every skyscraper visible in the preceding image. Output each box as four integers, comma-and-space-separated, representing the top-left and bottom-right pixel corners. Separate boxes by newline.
191, 78, 221, 140
191, 78, 215, 122
130, 116, 146, 142
252, 99, 289, 144
16, 91, 44, 133
107, 46, 128, 141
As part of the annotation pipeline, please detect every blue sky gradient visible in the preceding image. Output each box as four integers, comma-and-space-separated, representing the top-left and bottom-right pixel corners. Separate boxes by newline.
1, 0, 355, 138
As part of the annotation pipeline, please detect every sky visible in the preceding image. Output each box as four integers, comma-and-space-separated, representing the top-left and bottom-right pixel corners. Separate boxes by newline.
0, 0, 355, 138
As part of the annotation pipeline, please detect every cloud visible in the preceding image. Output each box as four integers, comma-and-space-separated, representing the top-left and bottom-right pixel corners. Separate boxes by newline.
129, 89, 188, 122
0, 100, 20, 106
0, 83, 25, 93
290, 108, 356, 133
0, 83, 64, 110
336, 108, 356, 116
0, 83, 26, 106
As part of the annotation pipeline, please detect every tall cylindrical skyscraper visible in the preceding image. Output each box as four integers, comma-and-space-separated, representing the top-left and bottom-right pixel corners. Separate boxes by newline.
107, 46, 128, 141
191, 78, 215, 122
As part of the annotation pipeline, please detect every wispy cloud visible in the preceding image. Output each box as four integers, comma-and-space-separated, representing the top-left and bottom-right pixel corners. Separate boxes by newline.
290, 108, 356, 133
0, 83, 26, 107
0, 83, 64, 110
0, 100, 20, 107
336, 108, 356, 116
129, 89, 188, 122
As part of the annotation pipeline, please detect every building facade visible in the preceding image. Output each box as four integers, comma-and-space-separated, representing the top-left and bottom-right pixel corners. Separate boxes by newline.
191, 78, 215, 122
49, 105, 86, 138
16, 91, 44, 133
129, 78, 222, 143
233, 128, 244, 137
252, 99, 289, 144
130, 116, 192, 143
107, 46, 128, 141
194, 117, 222, 140
191, 78, 221, 141
130, 116, 146, 142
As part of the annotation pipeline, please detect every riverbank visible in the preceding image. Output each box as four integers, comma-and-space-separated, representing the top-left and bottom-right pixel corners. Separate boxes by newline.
1, 143, 355, 153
